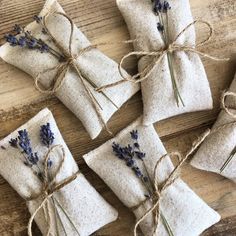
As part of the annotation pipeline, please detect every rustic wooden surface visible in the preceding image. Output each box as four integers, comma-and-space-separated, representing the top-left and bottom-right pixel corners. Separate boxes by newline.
0, 0, 236, 235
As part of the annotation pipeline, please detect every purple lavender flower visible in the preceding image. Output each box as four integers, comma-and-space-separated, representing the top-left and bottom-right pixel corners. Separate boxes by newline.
153, 0, 163, 14
133, 167, 143, 178
40, 123, 55, 168
112, 142, 125, 160
152, 0, 171, 14
18, 36, 27, 47
40, 123, 55, 148
17, 129, 40, 166
5, 22, 63, 60
27, 38, 37, 49
9, 138, 18, 148
39, 43, 49, 53
33, 15, 42, 24
13, 24, 23, 34
126, 158, 135, 167
135, 151, 146, 160
4, 34, 18, 46
112, 140, 146, 180
42, 28, 47, 35
28, 152, 39, 165
47, 159, 53, 168
157, 22, 164, 32
130, 130, 138, 140
18, 129, 32, 156
163, 1, 171, 12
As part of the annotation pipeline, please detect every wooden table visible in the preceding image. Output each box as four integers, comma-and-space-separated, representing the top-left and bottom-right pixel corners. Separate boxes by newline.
0, 0, 236, 235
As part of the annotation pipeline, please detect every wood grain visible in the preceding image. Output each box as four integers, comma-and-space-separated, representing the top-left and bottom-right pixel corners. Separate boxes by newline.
0, 0, 236, 235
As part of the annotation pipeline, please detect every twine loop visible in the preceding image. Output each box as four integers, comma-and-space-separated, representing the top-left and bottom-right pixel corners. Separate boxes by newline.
221, 90, 236, 119
97, 20, 229, 91
26, 144, 80, 236
34, 11, 112, 133
132, 131, 209, 236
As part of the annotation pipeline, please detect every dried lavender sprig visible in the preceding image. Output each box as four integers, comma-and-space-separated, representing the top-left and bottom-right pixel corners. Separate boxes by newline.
130, 131, 155, 196
154, 1, 184, 107
8, 129, 44, 180
40, 123, 55, 148
130, 129, 174, 236
112, 142, 146, 179
112, 142, 150, 187
4, 19, 64, 61
220, 145, 236, 173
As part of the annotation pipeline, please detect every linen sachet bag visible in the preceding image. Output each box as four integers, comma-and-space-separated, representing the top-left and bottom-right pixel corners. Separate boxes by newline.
191, 72, 236, 183
83, 118, 220, 236
116, 0, 213, 125
0, 108, 118, 236
0, 0, 139, 139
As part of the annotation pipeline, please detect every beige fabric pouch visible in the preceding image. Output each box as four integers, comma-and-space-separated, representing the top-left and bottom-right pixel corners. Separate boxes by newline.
191, 72, 236, 183
83, 118, 220, 236
0, 0, 140, 139
0, 108, 118, 236
116, 0, 212, 126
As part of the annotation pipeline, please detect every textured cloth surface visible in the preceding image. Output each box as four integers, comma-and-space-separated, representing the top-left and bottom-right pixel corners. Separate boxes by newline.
0, 108, 118, 236
117, 0, 212, 125
84, 118, 220, 236
0, 0, 139, 139
191, 73, 236, 183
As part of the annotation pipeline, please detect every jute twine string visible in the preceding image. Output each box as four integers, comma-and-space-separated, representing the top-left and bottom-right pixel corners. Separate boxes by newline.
26, 144, 80, 236
96, 20, 229, 92
34, 11, 134, 134
131, 91, 236, 236
131, 130, 210, 236
221, 91, 236, 119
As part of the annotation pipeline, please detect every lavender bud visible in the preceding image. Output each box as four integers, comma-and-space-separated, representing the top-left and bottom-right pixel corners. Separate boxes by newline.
33, 15, 42, 24
130, 130, 138, 140
9, 138, 18, 148
40, 123, 55, 147
13, 24, 23, 34
157, 22, 164, 32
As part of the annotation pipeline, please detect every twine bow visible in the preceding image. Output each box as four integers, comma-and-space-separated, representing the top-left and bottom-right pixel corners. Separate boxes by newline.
132, 130, 210, 236
97, 20, 229, 92
35, 11, 123, 135
26, 144, 80, 236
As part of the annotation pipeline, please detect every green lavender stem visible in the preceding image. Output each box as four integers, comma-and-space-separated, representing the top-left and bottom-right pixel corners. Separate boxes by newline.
54, 197, 81, 236
51, 196, 68, 236
220, 145, 236, 173
161, 212, 174, 236
48, 170, 68, 236
142, 160, 174, 236
47, 152, 78, 235
38, 22, 118, 110
159, 12, 184, 107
